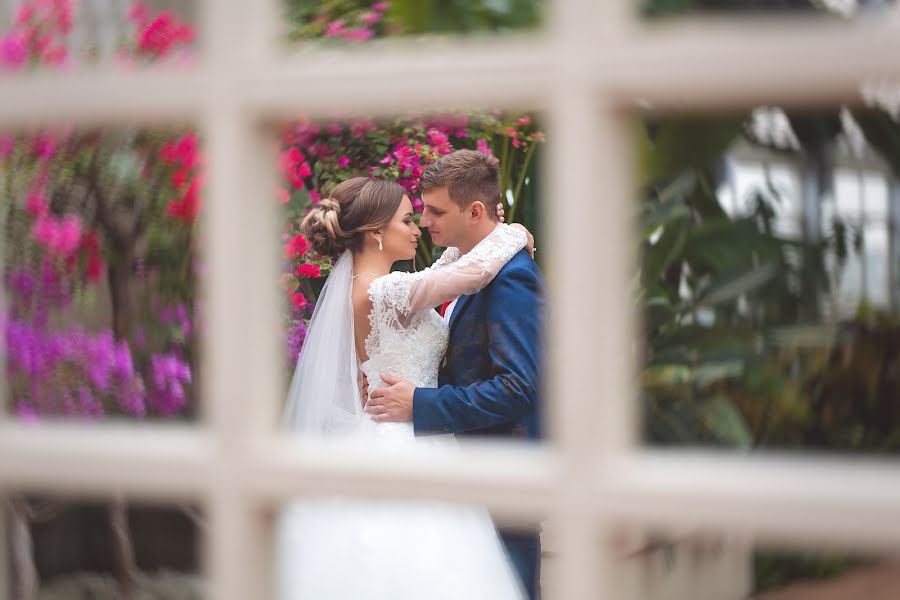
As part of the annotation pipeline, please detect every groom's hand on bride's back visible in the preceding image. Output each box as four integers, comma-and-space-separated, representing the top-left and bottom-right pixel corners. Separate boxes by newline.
365, 373, 415, 422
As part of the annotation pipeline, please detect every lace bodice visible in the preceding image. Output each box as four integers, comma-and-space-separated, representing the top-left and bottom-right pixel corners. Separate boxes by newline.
359, 224, 526, 436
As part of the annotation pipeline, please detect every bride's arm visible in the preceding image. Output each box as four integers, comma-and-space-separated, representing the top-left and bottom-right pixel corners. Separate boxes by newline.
424, 246, 462, 270
368, 223, 528, 322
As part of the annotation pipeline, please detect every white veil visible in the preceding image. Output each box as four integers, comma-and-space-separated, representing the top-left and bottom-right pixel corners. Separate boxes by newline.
282, 250, 364, 436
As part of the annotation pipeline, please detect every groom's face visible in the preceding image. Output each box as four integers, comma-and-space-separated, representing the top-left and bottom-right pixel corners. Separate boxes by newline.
420, 186, 468, 248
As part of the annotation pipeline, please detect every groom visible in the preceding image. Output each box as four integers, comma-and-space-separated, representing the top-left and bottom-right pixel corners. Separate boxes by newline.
366, 149, 544, 599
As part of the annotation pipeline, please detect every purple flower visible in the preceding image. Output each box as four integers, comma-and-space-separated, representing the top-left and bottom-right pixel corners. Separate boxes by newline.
148, 352, 192, 416
286, 319, 308, 365
15, 401, 39, 424
79, 386, 104, 418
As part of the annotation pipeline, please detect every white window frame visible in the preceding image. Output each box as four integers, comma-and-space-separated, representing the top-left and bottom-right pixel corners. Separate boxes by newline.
3, 2, 900, 598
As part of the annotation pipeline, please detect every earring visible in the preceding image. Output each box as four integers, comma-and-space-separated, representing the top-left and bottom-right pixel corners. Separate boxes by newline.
378, 239, 383, 252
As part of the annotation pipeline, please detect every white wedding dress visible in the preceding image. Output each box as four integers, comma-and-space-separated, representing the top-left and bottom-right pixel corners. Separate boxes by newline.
276, 224, 528, 600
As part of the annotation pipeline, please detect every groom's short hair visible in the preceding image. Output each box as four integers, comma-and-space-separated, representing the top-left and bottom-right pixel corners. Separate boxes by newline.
420, 149, 501, 220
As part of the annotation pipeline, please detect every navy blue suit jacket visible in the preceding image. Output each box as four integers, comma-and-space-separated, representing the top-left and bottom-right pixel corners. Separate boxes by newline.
413, 249, 544, 440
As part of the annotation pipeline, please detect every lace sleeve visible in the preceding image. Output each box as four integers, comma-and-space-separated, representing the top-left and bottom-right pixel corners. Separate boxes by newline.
367, 224, 526, 326
426, 246, 462, 270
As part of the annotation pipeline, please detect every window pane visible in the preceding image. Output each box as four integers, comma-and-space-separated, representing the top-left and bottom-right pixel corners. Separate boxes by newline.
4, 492, 204, 599
636, 107, 900, 454
1, 123, 203, 426
282, 0, 545, 47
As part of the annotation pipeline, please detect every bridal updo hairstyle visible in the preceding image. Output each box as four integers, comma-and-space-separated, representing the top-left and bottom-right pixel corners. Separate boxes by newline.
301, 177, 406, 257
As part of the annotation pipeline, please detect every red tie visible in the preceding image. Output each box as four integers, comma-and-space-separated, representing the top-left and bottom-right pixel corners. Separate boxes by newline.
439, 300, 453, 317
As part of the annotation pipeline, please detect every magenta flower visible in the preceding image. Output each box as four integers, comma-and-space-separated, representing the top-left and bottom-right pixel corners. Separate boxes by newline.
343, 27, 374, 42
56, 215, 83, 254
26, 191, 48, 217
33, 133, 58, 161
361, 11, 381, 26
0, 34, 27, 68
338, 155, 351, 168
0, 135, 15, 158
373, 2, 391, 12
324, 20, 346, 38
15, 401, 39, 424
476, 139, 493, 156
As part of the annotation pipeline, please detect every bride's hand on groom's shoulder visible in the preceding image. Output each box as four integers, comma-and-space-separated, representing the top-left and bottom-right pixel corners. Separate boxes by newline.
365, 373, 415, 423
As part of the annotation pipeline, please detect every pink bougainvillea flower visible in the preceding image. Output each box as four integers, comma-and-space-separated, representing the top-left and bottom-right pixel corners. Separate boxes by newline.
324, 20, 346, 37
0, 135, 15, 158
308, 190, 321, 203
280, 146, 303, 175
361, 11, 381, 26
128, 1, 150, 24
516, 115, 532, 126
343, 27, 374, 42
295, 263, 322, 279
137, 10, 196, 56
25, 190, 48, 217
171, 167, 189, 189
33, 133, 57, 161
372, 2, 391, 12
0, 33, 28, 68
284, 234, 309, 259
476, 139, 492, 156
290, 292, 308, 310
56, 215, 83, 255
338, 155, 351, 168
505, 127, 517, 137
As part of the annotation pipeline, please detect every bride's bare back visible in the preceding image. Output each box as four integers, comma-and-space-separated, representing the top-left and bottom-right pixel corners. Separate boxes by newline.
352, 278, 375, 364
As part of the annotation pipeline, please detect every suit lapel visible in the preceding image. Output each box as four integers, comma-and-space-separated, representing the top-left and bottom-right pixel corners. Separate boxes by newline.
448, 293, 475, 334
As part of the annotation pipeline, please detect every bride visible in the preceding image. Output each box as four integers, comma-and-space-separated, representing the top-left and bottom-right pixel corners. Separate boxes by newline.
276, 176, 532, 599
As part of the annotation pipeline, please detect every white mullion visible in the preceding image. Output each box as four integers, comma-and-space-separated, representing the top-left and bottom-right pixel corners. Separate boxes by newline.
206, 485, 260, 600
0, 487, 8, 600
601, 18, 900, 109
3, 20, 900, 125
0, 423, 213, 500
603, 451, 900, 551
545, 2, 606, 593
244, 437, 556, 523
200, 1, 264, 597
245, 37, 552, 122
549, 0, 637, 595
0, 68, 205, 128
239, 0, 282, 65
